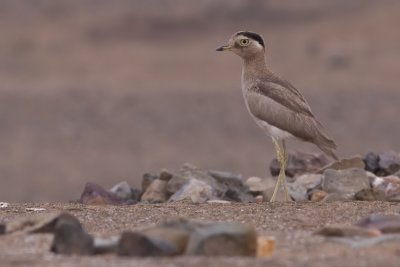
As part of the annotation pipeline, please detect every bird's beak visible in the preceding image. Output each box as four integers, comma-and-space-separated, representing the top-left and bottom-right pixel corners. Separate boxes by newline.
216, 45, 231, 52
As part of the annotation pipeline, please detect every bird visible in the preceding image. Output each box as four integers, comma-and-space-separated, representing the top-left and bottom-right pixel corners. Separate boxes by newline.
216, 31, 338, 202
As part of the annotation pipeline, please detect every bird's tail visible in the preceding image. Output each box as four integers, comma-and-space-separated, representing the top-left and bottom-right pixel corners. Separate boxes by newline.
315, 131, 339, 160
311, 119, 338, 160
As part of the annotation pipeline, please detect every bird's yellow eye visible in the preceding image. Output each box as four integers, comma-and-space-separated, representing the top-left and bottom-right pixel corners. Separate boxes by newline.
239, 39, 250, 46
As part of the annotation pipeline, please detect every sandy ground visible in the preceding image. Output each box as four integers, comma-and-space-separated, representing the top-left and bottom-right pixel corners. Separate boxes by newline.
1, 202, 400, 267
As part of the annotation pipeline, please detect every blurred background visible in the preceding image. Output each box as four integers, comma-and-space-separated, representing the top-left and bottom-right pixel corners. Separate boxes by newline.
1, 0, 399, 202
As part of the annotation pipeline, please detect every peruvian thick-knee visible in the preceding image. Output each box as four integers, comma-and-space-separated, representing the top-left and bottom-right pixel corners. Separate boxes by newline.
216, 31, 338, 202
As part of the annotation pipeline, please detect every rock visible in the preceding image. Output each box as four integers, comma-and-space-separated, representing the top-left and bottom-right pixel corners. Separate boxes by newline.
32, 213, 82, 234
51, 214, 94, 255
310, 189, 328, 202
185, 222, 257, 256
0, 202, 9, 208
141, 179, 169, 203
355, 188, 386, 201
160, 217, 206, 232
371, 176, 400, 201
5, 212, 77, 234
393, 169, 400, 178
322, 168, 370, 199
317, 156, 365, 173
208, 170, 254, 203
270, 151, 330, 177
142, 227, 191, 255
262, 184, 286, 202
94, 236, 119, 255
364, 152, 379, 173
179, 163, 227, 198
171, 163, 254, 202
377, 151, 400, 176
366, 171, 377, 184
159, 169, 173, 182
245, 177, 275, 195
80, 182, 132, 205
315, 225, 381, 237
26, 207, 46, 212
169, 179, 215, 204
255, 195, 264, 203
357, 214, 400, 233
0, 223, 5, 235
166, 174, 189, 195
142, 173, 158, 192
117, 231, 178, 257
321, 193, 352, 202
109, 181, 132, 200
288, 174, 323, 201
256, 236, 275, 257
208, 170, 242, 181
206, 200, 231, 204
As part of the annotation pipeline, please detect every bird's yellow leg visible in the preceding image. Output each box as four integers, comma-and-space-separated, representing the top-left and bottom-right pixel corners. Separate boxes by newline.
280, 140, 291, 202
270, 138, 282, 202
270, 138, 291, 202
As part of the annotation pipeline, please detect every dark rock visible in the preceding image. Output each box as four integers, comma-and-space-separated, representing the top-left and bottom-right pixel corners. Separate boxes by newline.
123, 217, 203, 257
185, 222, 257, 256
317, 156, 365, 174
169, 179, 215, 204
109, 181, 132, 199
377, 151, 400, 176
142, 227, 191, 255
270, 151, 330, 177
117, 231, 177, 257
315, 225, 381, 237
130, 188, 142, 203
159, 169, 173, 182
364, 152, 380, 173
142, 173, 158, 192
51, 214, 94, 255
80, 182, 132, 205
31, 213, 81, 234
357, 214, 400, 233
141, 179, 169, 203
355, 188, 386, 201
288, 174, 323, 201
208, 170, 254, 203
322, 168, 370, 199
0, 223, 5, 235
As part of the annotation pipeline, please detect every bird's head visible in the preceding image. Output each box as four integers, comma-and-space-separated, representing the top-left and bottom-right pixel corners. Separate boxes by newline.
216, 31, 265, 59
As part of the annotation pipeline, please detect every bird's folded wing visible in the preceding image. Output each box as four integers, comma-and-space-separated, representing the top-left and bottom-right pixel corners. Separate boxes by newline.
245, 85, 318, 141
252, 80, 314, 117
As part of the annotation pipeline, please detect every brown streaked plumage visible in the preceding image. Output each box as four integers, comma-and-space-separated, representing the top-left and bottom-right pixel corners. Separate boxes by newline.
217, 31, 338, 202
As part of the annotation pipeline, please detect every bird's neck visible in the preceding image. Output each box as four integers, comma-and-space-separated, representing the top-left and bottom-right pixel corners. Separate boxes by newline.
242, 54, 269, 81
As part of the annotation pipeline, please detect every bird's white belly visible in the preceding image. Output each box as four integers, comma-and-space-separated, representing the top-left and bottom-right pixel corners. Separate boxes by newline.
254, 117, 294, 140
